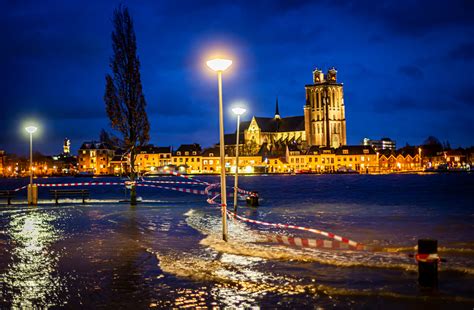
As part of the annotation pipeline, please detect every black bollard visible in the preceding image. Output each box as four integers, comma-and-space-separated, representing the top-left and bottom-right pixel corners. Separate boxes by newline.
246, 191, 259, 207
417, 239, 439, 288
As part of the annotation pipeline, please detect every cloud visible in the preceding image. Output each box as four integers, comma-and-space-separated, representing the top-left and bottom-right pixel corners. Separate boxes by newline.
446, 42, 474, 61
398, 65, 424, 79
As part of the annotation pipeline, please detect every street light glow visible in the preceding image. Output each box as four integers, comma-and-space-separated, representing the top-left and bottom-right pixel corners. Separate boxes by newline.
25, 126, 38, 134
232, 107, 246, 115
206, 58, 232, 72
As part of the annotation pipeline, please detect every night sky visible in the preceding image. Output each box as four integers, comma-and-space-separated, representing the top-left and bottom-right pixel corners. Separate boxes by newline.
2, 0, 473, 155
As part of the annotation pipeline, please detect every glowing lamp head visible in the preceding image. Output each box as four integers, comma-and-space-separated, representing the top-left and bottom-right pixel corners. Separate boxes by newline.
25, 126, 38, 134
232, 107, 246, 116
206, 58, 232, 72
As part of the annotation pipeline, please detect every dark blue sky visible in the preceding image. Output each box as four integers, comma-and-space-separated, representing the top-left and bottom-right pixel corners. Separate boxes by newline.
1, 0, 473, 155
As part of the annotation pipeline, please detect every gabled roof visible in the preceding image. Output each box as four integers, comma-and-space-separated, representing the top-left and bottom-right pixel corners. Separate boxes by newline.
155, 146, 172, 153
175, 143, 202, 155
201, 147, 220, 157
336, 145, 376, 155
242, 116, 305, 133
137, 145, 171, 154
306, 146, 334, 155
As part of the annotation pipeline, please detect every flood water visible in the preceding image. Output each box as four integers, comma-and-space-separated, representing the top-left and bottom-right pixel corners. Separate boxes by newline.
0, 174, 473, 308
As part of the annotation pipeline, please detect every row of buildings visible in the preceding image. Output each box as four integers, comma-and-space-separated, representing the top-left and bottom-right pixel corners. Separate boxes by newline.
1, 68, 471, 177
1, 142, 470, 177
75, 141, 427, 175
0, 139, 77, 177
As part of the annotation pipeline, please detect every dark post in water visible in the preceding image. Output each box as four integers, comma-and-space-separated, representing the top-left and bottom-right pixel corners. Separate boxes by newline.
246, 191, 259, 207
417, 239, 439, 288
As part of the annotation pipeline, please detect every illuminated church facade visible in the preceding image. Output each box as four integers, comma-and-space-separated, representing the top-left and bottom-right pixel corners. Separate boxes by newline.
237, 68, 347, 151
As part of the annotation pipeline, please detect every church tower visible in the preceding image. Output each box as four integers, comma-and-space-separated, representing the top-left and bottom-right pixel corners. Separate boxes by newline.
304, 67, 346, 148
274, 97, 280, 119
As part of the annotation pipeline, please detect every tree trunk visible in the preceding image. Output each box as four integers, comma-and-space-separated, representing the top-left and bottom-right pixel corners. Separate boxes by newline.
130, 148, 137, 205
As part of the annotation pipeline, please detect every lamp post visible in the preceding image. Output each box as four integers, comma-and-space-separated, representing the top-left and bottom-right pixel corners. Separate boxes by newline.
207, 58, 232, 242
25, 125, 38, 205
232, 107, 246, 213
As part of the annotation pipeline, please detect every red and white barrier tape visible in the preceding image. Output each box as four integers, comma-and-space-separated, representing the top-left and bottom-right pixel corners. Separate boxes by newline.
136, 183, 207, 195
159, 171, 251, 196
162, 171, 210, 185
140, 180, 203, 185
237, 188, 252, 195
415, 253, 440, 263
227, 211, 363, 249
13, 185, 28, 192
36, 182, 124, 187
265, 234, 367, 251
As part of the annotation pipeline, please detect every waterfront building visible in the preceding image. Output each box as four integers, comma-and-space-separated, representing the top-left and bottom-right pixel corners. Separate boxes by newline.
304, 68, 347, 148
378, 151, 420, 173
286, 144, 307, 172
135, 145, 172, 173
335, 146, 378, 173
265, 156, 288, 173
362, 137, 396, 151
172, 144, 202, 173
445, 149, 467, 168
201, 147, 221, 173
109, 149, 129, 175
201, 147, 263, 174
285, 145, 378, 173
50, 154, 78, 175
78, 141, 115, 175
305, 146, 336, 173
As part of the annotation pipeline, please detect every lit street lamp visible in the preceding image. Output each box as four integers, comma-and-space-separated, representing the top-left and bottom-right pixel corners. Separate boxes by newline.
232, 107, 246, 213
25, 125, 38, 204
207, 58, 232, 242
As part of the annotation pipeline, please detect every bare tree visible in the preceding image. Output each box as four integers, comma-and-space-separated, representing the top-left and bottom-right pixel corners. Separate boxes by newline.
104, 5, 150, 205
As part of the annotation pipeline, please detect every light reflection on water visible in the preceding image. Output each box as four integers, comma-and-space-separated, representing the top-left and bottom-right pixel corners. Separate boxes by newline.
4, 209, 66, 308
0, 174, 473, 308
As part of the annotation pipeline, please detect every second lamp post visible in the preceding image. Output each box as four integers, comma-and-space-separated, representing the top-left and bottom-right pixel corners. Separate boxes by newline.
232, 107, 246, 212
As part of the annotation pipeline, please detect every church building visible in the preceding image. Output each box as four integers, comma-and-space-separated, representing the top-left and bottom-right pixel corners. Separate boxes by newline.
234, 68, 347, 151
241, 98, 306, 147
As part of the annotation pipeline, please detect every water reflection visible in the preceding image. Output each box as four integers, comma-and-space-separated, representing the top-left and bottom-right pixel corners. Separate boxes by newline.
4, 209, 65, 308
